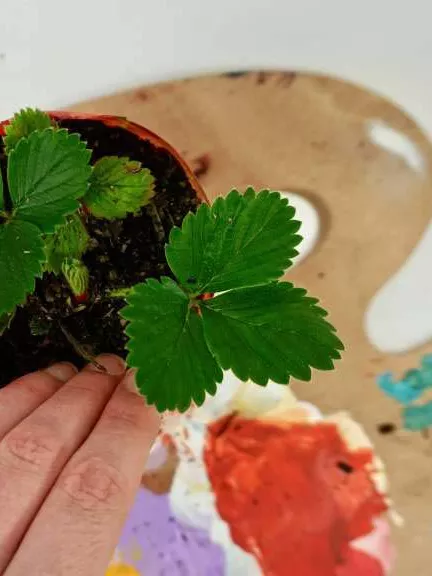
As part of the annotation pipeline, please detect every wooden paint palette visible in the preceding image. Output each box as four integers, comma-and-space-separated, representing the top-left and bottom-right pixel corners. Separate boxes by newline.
72, 71, 432, 575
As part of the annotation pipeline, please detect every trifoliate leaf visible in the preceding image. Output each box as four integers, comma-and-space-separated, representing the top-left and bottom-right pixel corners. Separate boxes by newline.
7, 129, 92, 233
84, 156, 155, 220
201, 283, 343, 384
166, 188, 302, 294
45, 213, 90, 274
122, 277, 223, 412
3, 108, 53, 153
61, 258, 89, 297
0, 220, 45, 315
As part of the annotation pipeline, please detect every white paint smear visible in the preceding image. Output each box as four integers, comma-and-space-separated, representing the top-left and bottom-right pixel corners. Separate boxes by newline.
367, 119, 425, 174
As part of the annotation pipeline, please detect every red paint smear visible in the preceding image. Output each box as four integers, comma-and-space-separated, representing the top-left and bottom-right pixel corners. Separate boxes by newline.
204, 414, 388, 576
338, 547, 384, 576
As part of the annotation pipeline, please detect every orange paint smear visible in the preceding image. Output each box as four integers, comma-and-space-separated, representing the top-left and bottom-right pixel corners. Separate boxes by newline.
204, 414, 387, 576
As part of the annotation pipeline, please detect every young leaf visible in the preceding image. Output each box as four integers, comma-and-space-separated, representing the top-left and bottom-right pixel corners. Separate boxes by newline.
45, 213, 90, 274
3, 108, 53, 153
122, 277, 223, 412
0, 220, 45, 315
166, 188, 302, 294
84, 156, 155, 220
7, 129, 92, 233
200, 283, 343, 384
61, 258, 89, 297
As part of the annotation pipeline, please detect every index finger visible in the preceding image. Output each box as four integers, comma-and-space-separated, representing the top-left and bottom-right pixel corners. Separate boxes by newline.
0, 363, 78, 440
5, 370, 160, 576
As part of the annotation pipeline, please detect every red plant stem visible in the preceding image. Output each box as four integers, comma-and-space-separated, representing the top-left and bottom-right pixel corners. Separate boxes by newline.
196, 293, 214, 301
73, 293, 88, 304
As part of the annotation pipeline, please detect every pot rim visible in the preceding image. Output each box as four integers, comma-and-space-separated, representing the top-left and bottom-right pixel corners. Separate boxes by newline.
0, 111, 208, 204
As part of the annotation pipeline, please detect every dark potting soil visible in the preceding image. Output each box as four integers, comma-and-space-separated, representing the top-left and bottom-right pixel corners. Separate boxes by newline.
0, 119, 200, 387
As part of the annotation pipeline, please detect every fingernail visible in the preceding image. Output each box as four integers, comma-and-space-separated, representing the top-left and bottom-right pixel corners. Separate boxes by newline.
123, 369, 141, 395
86, 354, 126, 376
45, 362, 78, 383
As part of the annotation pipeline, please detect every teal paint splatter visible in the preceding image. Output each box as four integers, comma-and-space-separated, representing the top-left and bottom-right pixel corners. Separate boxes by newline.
376, 354, 432, 431
377, 371, 424, 405
403, 402, 432, 431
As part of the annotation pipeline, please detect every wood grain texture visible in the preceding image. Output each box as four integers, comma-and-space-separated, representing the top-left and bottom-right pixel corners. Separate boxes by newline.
72, 70, 432, 575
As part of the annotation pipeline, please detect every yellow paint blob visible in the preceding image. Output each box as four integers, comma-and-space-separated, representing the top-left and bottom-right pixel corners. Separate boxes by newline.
105, 563, 141, 576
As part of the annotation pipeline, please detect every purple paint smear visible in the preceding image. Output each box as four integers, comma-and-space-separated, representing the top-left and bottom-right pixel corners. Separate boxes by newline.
117, 487, 225, 575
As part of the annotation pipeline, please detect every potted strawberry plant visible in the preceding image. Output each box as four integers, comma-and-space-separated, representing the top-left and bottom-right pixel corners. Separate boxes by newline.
0, 109, 343, 412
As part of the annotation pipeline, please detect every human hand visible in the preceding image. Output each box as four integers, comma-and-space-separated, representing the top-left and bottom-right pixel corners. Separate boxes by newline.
0, 355, 160, 575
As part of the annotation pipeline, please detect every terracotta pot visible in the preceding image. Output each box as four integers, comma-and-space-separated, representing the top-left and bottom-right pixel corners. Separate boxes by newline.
0, 112, 207, 387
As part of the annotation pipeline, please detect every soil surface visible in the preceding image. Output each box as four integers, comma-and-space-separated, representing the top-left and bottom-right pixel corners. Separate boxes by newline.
0, 119, 199, 387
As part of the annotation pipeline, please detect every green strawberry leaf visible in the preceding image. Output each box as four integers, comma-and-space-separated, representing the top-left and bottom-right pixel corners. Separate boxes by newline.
84, 156, 155, 220
122, 277, 223, 412
0, 220, 45, 315
166, 188, 302, 294
201, 283, 343, 384
4, 108, 53, 153
7, 129, 92, 233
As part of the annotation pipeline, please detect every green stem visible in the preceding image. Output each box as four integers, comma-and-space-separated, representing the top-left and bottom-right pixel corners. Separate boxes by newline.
0, 211, 9, 224
59, 323, 107, 372
0, 311, 15, 336
107, 286, 133, 299
147, 202, 166, 241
